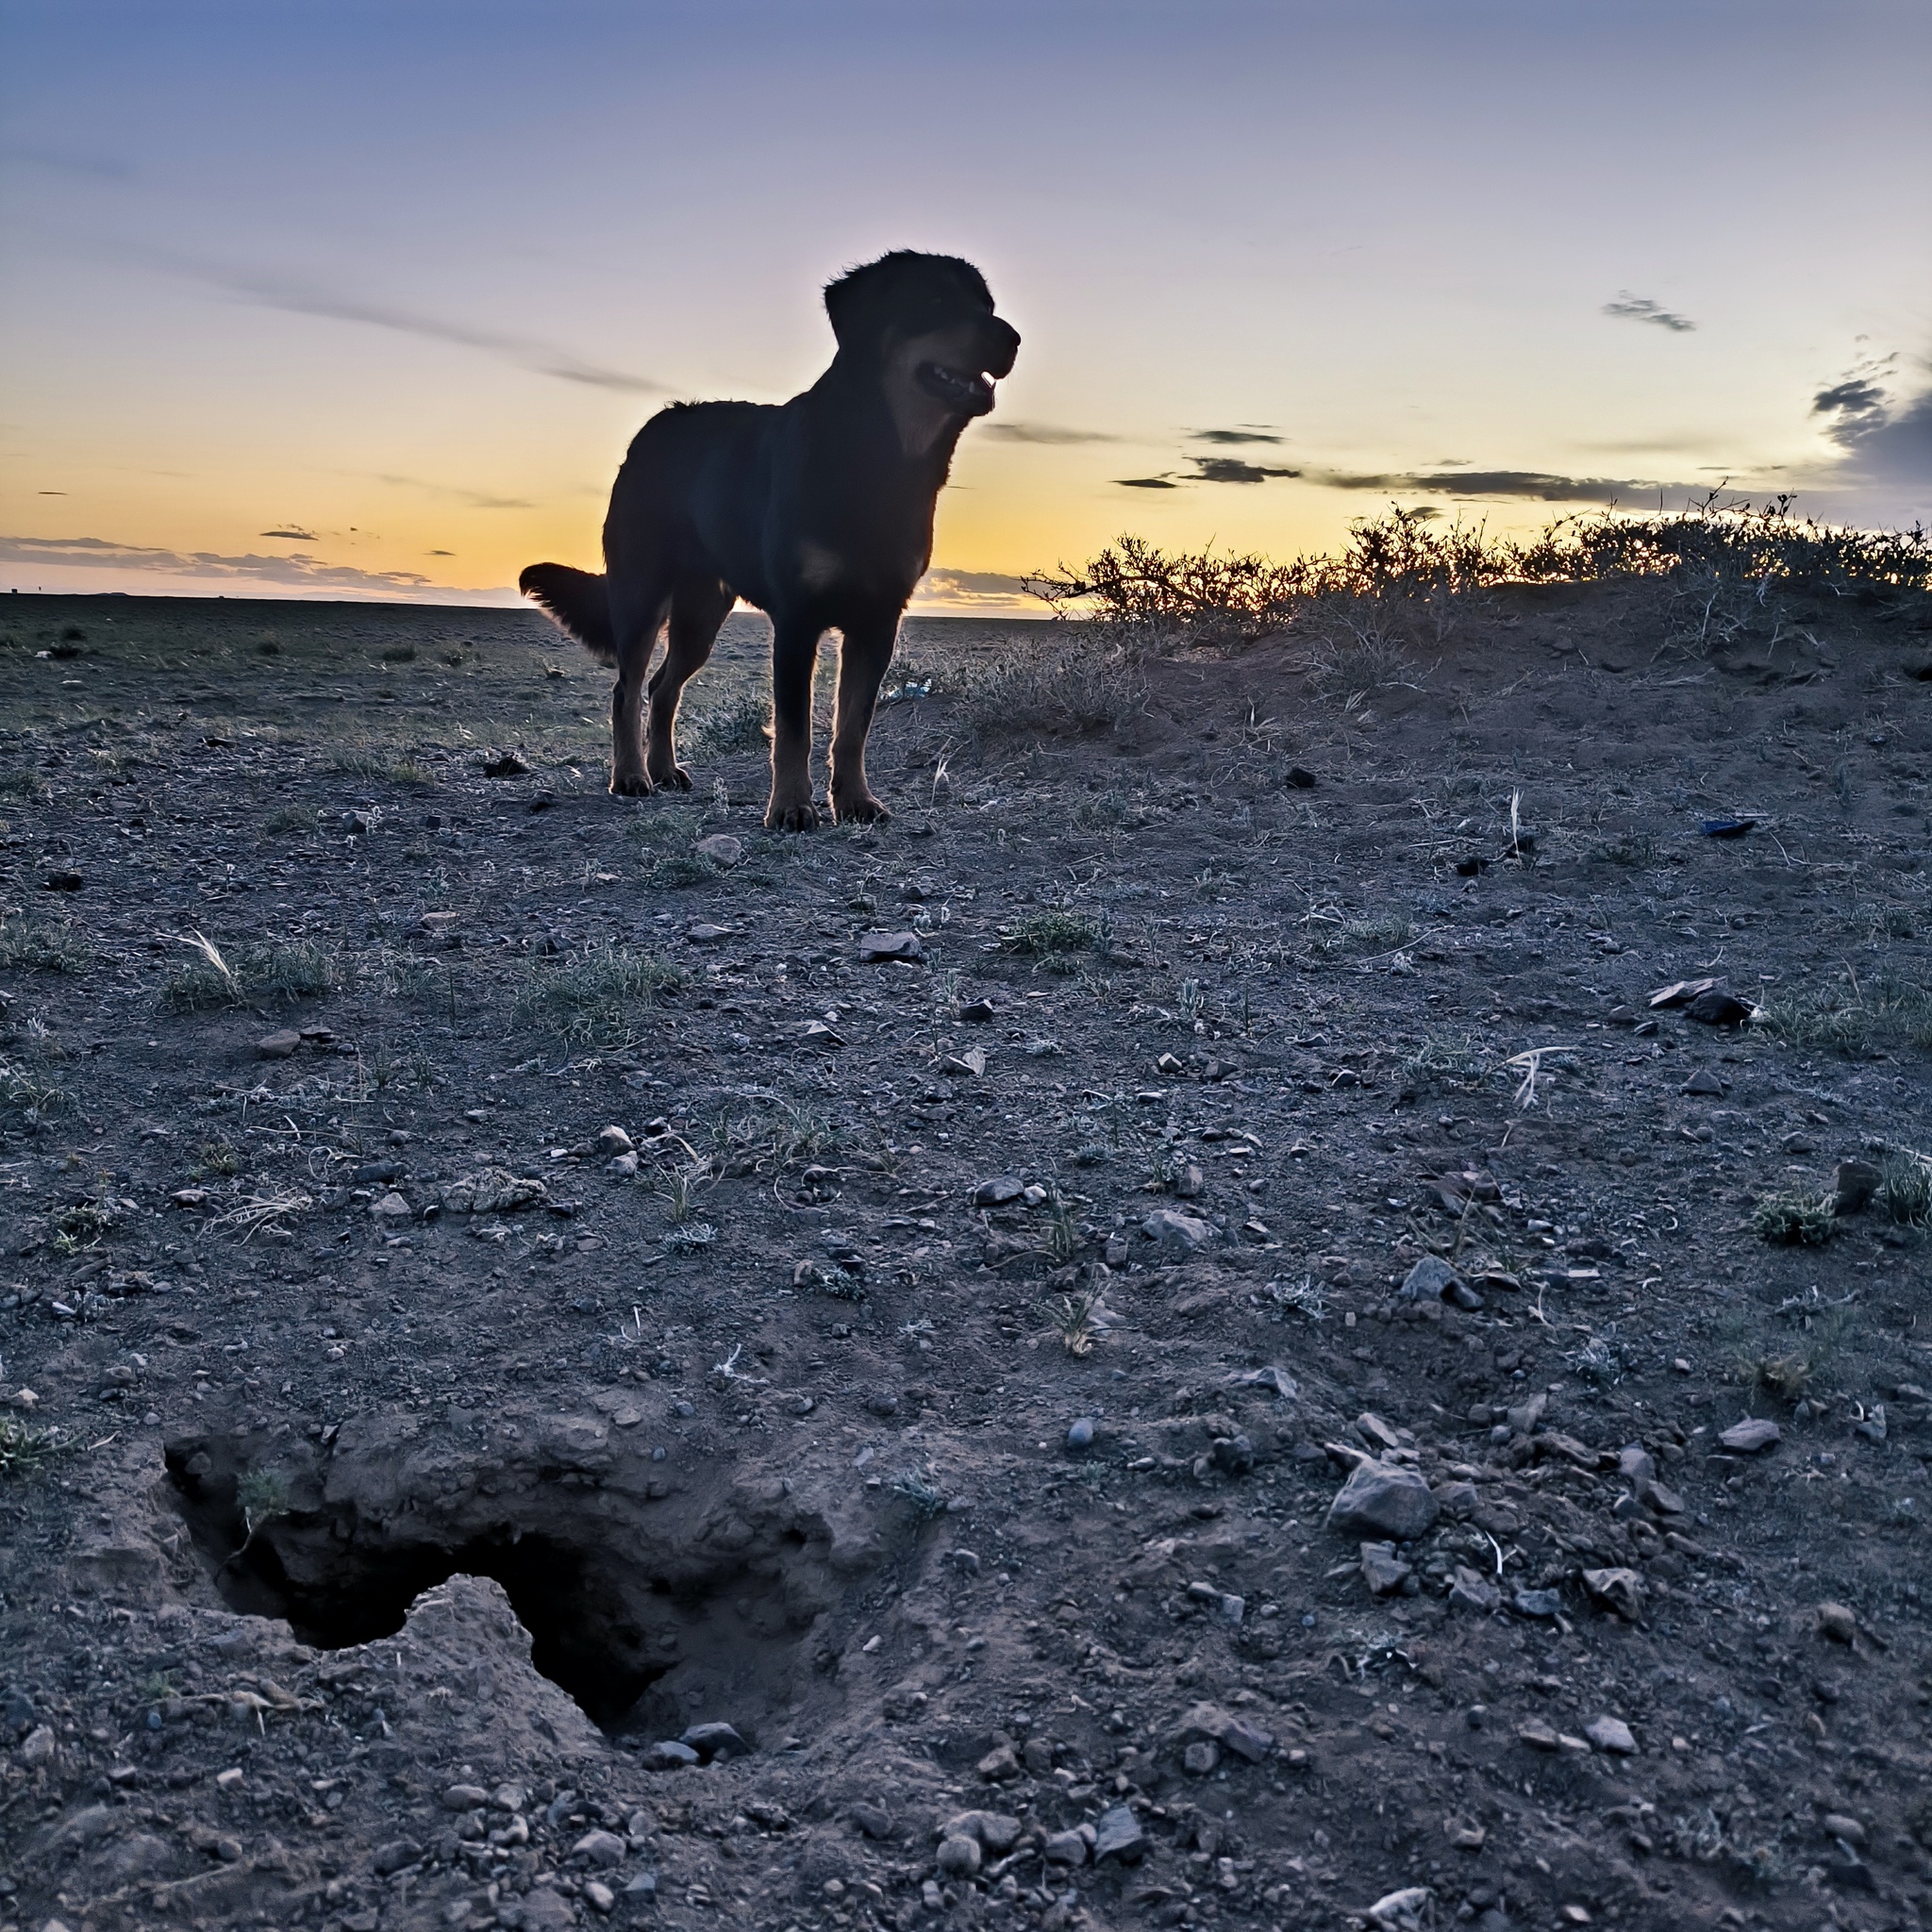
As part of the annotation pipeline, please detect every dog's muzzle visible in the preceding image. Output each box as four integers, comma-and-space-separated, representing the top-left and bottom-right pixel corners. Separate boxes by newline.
915, 318, 1020, 417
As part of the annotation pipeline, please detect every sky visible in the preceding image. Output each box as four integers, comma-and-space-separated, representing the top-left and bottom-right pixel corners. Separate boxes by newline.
2, 0, 1929, 614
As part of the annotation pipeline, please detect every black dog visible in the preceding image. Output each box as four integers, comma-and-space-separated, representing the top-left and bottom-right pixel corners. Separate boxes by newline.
520, 251, 1019, 827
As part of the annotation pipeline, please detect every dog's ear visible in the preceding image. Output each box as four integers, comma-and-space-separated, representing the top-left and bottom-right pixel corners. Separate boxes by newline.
824, 261, 893, 357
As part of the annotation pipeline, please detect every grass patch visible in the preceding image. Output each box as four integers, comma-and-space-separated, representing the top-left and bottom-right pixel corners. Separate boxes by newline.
950, 647, 1148, 741
160, 936, 335, 1011
1878, 1154, 1932, 1228
0, 769, 48, 801
998, 908, 1107, 958
0, 1055, 65, 1124
686, 689, 772, 754
263, 803, 318, 835
0, 916, 92, 974
1754, 1191, 1836, 1246
644, 853, 723, 890
513, 941, 684, 1045
1765, 974, 1932, 1059
0, 1416, 59, 1481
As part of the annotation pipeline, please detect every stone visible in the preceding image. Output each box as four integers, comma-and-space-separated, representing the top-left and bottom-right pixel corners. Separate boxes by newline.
1617, 1443, 1657, 1483
1584, 1716, 1637, 1755
1816, 1602, 1858, 1645
850, 1803, 894, 1840
442, 1783, 491, 1811
1448, 1566, 1500, 1614
641, 1740, 699, 1771
1359, 1542, 1413, 1595
1066, 1417, 1095, 1451
1581, 1567, 1646, 1622
1681, 1068, 1725, 1095
693, 834, 742, 868
573, 1829, 626, 1868
1400, 1256, 1463, 1303
1517, 1719, 1562, 1750
1719, 1418, 1780, 1453
20, 1724, 54, 1765
516, 1890, 574, 1932
1092, 1806, 1146, 1863
1326, 1461, 1440, 1541
1141, 1208, 1216, 1255
935, 1835, 981, 1877
958, 998, 994, 1023
1219, 1716, 1274, 1762
581, 1881, 615, 1915
1366, 1890, 1432, 1932
1182, 1740, 1219, 1775
858, 930, 924, 963
483, 751, 532, 777
1512, 1588, 1562, 1619
941, 1811, 1023, 1854
595, 1125, 634, 1157
1635, 1476, 1685, 1516
1823, 1813, 1866, 1846
687, 922, 733, 943
492, 1782, 527, 1813
680, 1721, 749, 1761
374, 1840, 423, 1875
1507, 1391, 1548, 1434
974, 1175, 1024, 1207
258, 1029, 301, 1058
1834, 1159, 1882, 1213
976, 1741, 1020, 1780
1042, 1829, 1089, 1866
370, 1191, 412, 1222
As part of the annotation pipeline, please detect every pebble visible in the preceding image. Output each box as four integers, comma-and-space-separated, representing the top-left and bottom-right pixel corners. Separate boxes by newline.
1042, 1829, 1089, 1866
1816, 1602, 1858, 1645
573, 1829, 626, 1868
941, 1810, 1023, 1853
1719, 1418, 1780, 1453
1092, 1805, 1146, 1863
851, 1802, 894, 1840
693, 833, 742, 867
935, 1834, 982, 1876
1680, 1068, 1725, 1095
370, 1191, 412, 1222
1325, 1460, 1440, 1541
20, 1725, 54, 1766
680, 1721, 749, 1761
974, 1175, 1024, 1207
958, 998, 995, 1023
1359, 1542, 1413, 1596
687, 922, 733, 943
858, 930, 924, 963
975, 1741, 1020, 1780
1066, 1417, 1095, 1451
1512, 1588, 1562, 1620
1182, 1740, 1220, 1775
582, 1879, 616, 1914
258, 1029, 302, 1058
1581, 1567, 1646, 1622
641, 1740, 699, 1771
1584, 1716, 1637, 1755
1448, 1566, 1500, 1614
1141, 1207, 1216, 1256
595, 1124, 634, 1157
517, 1890, 574, 1932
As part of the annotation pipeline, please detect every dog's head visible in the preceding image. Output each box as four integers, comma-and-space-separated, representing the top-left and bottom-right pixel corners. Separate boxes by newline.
824, 251, 1020, 450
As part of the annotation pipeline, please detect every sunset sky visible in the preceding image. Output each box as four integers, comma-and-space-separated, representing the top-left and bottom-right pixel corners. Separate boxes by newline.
3, 1, 1928, 613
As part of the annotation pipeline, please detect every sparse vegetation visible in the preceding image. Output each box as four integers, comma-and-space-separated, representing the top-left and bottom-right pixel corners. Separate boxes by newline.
0, 1416, 58, 1480
1878, 1153, 1932, 1228
512, 941, 683, 1044
0, 915, 92, 974
1754, 1191, 1837, 1246
160, 935, 334, 1010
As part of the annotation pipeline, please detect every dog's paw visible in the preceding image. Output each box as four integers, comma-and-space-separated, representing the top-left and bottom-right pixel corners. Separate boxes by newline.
830, 791, 891, 825
764, 795, 822, 832
610, 770, 656, 798
646, 761, 694, 792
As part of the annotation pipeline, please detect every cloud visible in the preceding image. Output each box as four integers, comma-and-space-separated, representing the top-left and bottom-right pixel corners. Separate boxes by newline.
909, 565, 1040, 615
1604, 292, 1696, 333
38, 490, 66, 495
1307, 466, 1674, 504
373, 475, 536, 511
0, 532, 506, 600
1190, 456, 1300, 485
1814, 375, 1890, 441
260, 526, 318, 541
1191, 428, 1282, 445
166, 258, 664, 394
428, 548, 456, 557
921, 566, 1028, 596
981, 422, 1121, 444
1115, 475, 1180, 489
1815, 375, 1932, 491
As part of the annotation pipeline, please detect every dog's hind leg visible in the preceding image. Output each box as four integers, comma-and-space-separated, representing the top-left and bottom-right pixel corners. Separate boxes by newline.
607, 578, 672, 797
645, 576, 735, 791
765, 617, 824, 831
827, 615, 898, 824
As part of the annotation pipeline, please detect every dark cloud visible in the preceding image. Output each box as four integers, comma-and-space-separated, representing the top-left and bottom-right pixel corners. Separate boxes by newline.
428, 549, 456, 557
38, 490, 66, 495
0, 532, 501, 598
1115, 475, 1179, 489
916, 567, 1033, 608
1814, 377, 1889, 438
981, 422, 1121, 444
1191, 456, 1299, 485
1191, 428, 1281, 445
164, 258, 664, 394
1820, 381, 1932, 488
260, 526, 317, 541
1309, 467, 1671, 504
1604, 293, 1696, 333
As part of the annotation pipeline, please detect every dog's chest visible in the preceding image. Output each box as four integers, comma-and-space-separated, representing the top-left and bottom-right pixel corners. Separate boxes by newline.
792, 535, 926, 605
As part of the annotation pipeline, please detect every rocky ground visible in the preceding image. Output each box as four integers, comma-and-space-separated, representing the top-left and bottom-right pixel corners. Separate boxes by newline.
1, 576, 1931, 1932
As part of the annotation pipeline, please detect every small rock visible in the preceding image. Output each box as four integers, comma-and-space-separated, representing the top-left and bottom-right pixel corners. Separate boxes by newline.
935, 1834, 982, 1876
1636, 1476, 1686, 1516
693, 833, 742, 868
443, 1784, 491, 1810
680, 1721, 749, 1761
370, 1191, 412, 1222
1447, 1566, 1499, 1614
1681, 1068, 1725, 1095
482, 751, 531, 777
1816, 1602, 1859, 1645
1141, 1207, 1216, 1256
1512, 1588, 1562, 1620
1581, 1567, 1647, 1622
573, 1829, 626, 1868
1822, 1813, 1867, 1847
850, 1803, 894, 1840
975, 1741, 1020, 1780
1617, 1442, 1657, 1483
958, 998, 994, 1023
941, 1810, 1023, 1853
1399, 1256, 1464, 1303
1066, 1417, 1095, 1451
1517, 1718, 1562, 1750
374, 1840, 423, 1875
516, 1890, 574, 1932
801, 1020, 843, 1047
1219, 1715, 1274, 1762
1584, 1716, 1637, 1755
582, 1880, 615, 1915
1326, 1460, 1441, 1541
1834, 1159, 1882, 1214
257, 1029, 302, 1059
492, 1782, 527, 1813
858, 930, 924, 963
687, 923, 733, 943
1042, 1829, 1089, 1866
1182, 1740, 1220, 1775
1720, 1418, 1781, 1454
1359, 1542, 1413, 1596
595, 1125, 634, 1157
974, 1175, 1024, 1207
641, 1740, 699, 1772
1092, 1805, 1146, 1864
20, 1724, 54, 1765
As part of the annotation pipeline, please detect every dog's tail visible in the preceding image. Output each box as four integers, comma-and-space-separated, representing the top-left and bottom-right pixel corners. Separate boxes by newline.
519, 562, 617, 665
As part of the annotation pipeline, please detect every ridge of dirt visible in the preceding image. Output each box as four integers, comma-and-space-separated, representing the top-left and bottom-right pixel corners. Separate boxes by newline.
1, 586, 1931, 1932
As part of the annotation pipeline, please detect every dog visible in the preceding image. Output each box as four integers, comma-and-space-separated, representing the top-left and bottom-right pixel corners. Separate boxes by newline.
520, 250, 1020, 828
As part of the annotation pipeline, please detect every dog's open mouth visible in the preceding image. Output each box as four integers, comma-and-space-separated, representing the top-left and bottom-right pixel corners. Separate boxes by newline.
915, 360, 996, 414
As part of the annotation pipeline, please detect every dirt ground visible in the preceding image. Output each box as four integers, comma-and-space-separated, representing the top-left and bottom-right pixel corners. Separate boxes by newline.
2, 576, 1931, 1932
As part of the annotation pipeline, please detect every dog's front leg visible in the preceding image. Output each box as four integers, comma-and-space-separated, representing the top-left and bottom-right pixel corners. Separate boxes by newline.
765, 619, 822, 830
828, 618, 896, 824
607, 591, 666, 797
